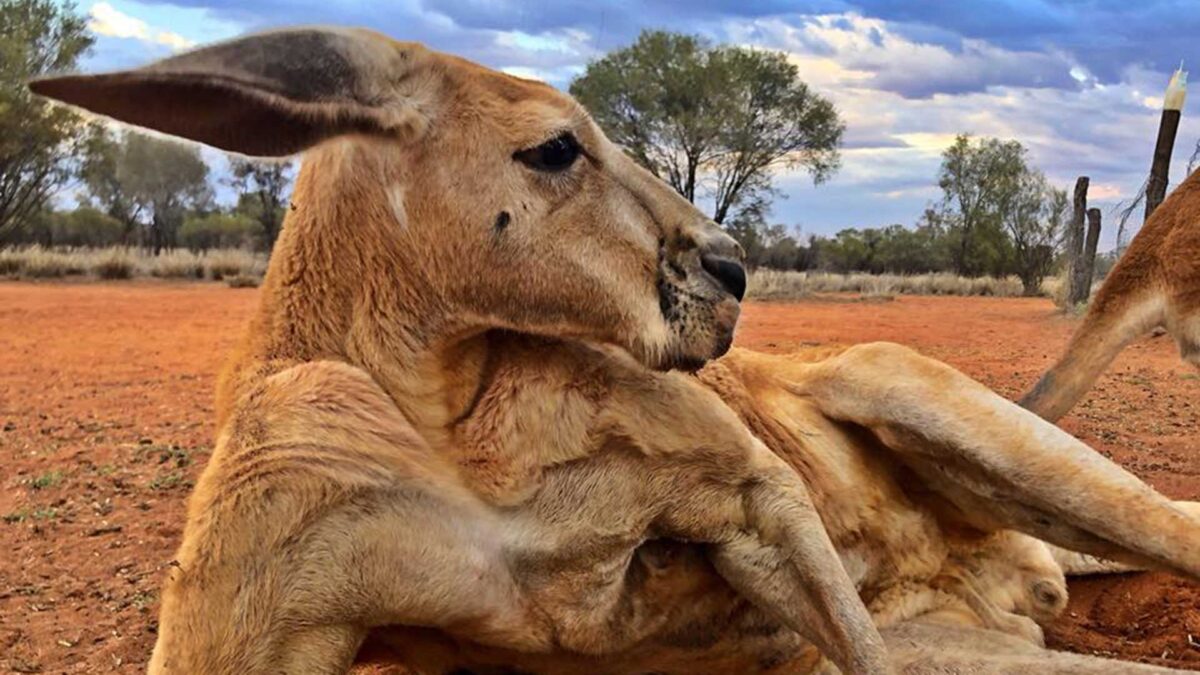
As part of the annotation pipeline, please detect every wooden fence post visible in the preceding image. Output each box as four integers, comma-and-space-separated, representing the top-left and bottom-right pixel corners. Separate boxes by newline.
1067, 176, 1090, 305
1080, 208, 1102, 300
1144, 65, 1187, 221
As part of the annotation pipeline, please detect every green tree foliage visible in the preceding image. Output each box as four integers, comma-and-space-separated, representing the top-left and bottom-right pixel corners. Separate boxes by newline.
817, 223, 951, 274
0, 0, 93, 236
729, 133, 1066, 287
936, 134, 1023, 276
230, 159, 292, 252
999, 171, 1068, 295
6, 206, 123, 246
178, 212, 260, 252
81, 129, 212, 252
46, 206, 123, 246
570, 31, 843, 224
79, 124, 141, 240
934, 134, 1066, 291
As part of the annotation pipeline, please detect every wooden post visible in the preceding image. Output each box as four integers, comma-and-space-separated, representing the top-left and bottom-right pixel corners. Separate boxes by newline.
1080, 208, 1102, 300
1067, 176, 1090, 306
1144, 65, 1187, 221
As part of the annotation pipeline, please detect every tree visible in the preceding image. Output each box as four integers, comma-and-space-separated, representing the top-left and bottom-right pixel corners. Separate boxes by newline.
230, 159, 292, 251
999, 171, 1068, 295
79, 125, 142, 241
82, 130, 212, 252
570, 31, 843, 224
936, 134, 1026, 276
179, 212, 260, 252
0, 0, 93, 237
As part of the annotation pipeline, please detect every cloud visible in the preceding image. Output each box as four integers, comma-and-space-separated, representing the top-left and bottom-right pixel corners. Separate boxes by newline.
724, 14, 1081, 98
79, 0, 1196, 249
88, 2, 194, 51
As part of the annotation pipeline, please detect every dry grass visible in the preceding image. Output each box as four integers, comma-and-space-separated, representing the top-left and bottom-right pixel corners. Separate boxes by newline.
1, 247, 1087, 304
91, 248, 138, 280
747, 270, 1049, 300
0, 246, 266, 282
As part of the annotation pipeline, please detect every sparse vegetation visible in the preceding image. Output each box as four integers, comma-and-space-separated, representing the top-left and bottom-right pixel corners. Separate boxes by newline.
746, 270, 1055, 300
91, 247, 138, 279
30, 470, 62, 490
0, 246, 265, 282
149, 471, 187, 491
3, 509, 30, 523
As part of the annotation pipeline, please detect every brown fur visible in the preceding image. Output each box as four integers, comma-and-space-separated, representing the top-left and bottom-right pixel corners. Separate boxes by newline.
31, 27, 1200, 675
1022, 171, 1200, 421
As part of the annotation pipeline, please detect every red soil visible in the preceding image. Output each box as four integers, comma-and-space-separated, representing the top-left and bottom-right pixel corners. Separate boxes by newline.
1, 283, 1197, 673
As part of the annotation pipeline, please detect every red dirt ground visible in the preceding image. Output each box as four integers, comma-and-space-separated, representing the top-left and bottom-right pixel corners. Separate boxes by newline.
1, 282, 1198, 673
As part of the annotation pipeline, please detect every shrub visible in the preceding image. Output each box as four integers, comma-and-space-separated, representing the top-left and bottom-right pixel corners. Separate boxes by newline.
91, 248, 137, 279
16, 246, 84, 277
746, 270, 1041, 301
179, 214, 261, 252
148, 250, 205, 279
0, 249, 24, 276
0, 246, 269, 284
204, 248, 262, 280
52, 208, 127, 247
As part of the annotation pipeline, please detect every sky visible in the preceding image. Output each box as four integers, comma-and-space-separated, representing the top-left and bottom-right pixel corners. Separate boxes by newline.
77, 0, 1200, 250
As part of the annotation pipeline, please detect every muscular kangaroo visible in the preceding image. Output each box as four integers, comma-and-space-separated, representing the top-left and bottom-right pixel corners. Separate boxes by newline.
32, 26, 1200, 674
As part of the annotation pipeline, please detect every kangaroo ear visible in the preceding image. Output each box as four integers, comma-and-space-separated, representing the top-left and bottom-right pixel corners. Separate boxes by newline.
29, 27, 435, 157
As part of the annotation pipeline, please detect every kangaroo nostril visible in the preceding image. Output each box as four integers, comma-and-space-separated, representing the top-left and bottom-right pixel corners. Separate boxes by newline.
701, 254, 746, 302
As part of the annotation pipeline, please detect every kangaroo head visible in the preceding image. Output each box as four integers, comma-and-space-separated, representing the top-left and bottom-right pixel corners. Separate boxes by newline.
31, 27, 745, 371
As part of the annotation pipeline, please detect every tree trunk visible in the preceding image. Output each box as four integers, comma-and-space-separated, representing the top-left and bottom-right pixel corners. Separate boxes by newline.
1145, 109, 1182, 221
1021, 271, 1040, 297
1079, 207, 1102, 300
1067, 177, 1090, 306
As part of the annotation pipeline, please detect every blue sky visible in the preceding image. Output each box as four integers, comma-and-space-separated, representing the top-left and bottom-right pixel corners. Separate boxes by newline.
78, 0, 1200, 249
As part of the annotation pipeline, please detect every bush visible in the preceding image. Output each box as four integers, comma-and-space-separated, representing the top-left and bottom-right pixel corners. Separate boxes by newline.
91, 248, 137, 279
747, 270, 1037, 301
0, 249, 24, 276
51, 208, 127, 247
204, 248, 262, 280
0, 246, 269, 283
148, 250, 206, 279
13, 246, 85, 277
179, 214, 261, 252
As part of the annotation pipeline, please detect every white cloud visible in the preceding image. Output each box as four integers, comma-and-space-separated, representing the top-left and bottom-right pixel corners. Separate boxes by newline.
709, 11, 1190, 245
88, 2, 194, 52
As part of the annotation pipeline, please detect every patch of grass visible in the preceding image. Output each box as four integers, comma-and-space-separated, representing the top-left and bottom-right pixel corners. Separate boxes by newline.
746, 270, 1031, 301
31, 506, 59, 520
15, 247, 79, 277
0, 248, 25, 275
145, 445, 191, 469
148, 250, 206, 279
30, 470, 62, 490
131, 590, 156, 610
91, 247, 138, 279
148, 471, 187, 491
204, 248, 263, 280
0, 245, 268, 283
3, 509, 30, 523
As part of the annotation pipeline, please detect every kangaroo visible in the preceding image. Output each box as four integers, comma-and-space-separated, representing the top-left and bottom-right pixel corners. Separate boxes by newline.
31, 26, 1200, 674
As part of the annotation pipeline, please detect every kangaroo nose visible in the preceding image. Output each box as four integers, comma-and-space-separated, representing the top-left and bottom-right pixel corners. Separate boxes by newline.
701, 253, 746, 302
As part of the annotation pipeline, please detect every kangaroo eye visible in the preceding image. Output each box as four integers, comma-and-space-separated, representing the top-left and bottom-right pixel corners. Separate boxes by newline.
514, 133, 580, 172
